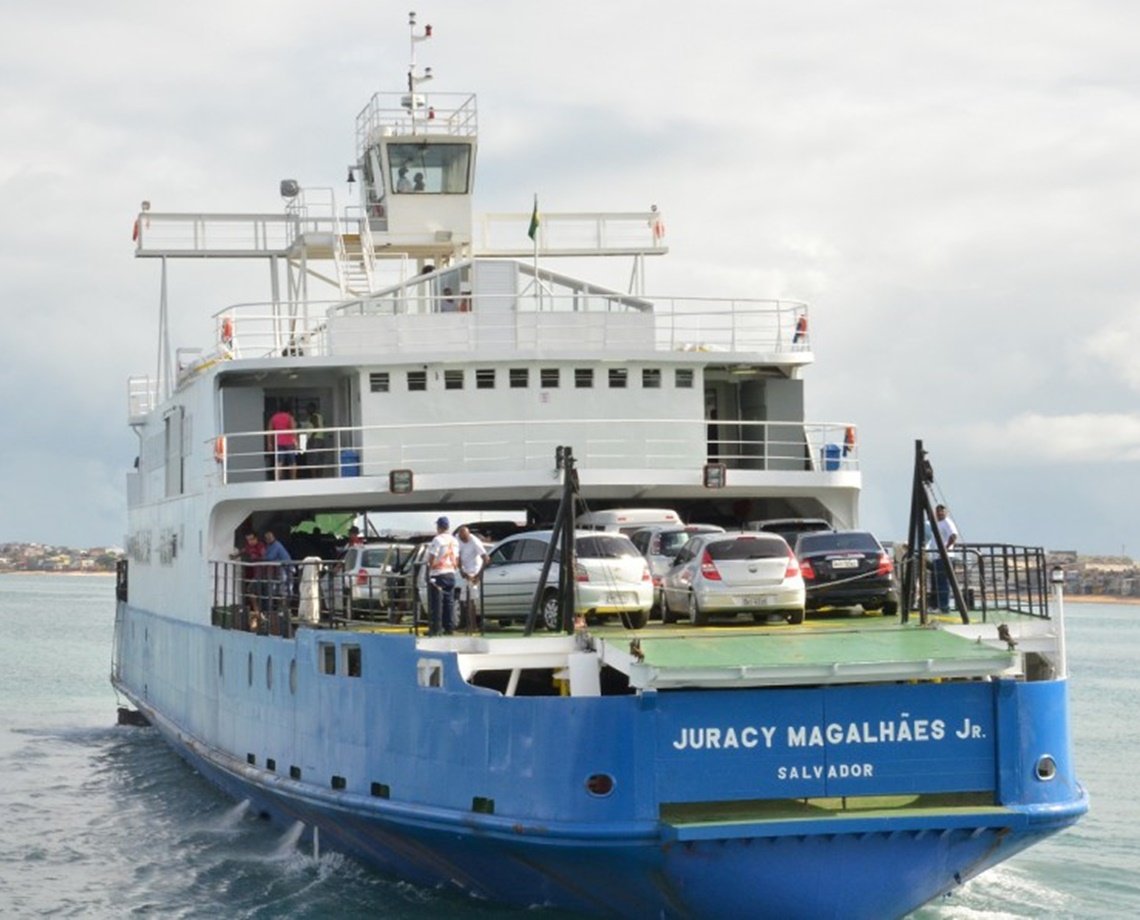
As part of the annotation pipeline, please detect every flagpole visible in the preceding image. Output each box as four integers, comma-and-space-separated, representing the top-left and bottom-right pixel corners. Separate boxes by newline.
529, 193, 540, 310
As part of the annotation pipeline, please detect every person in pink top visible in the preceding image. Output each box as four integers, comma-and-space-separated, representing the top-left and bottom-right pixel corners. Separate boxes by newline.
267, 408, 299, 480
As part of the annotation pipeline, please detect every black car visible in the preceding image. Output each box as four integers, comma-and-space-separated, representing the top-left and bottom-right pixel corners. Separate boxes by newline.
794, 530, 898, 616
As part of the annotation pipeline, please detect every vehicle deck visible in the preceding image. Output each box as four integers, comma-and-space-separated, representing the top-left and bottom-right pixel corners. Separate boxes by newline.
332, 609, 1028, 689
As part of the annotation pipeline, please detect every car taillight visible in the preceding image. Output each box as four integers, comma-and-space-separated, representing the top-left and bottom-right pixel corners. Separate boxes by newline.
355, 569, 368, 586
652, 574, 662, 587
877, 553, 893, 576
700, 550, 721, 581
784, 550, 801, 579
642, 563, 652, 582
575, 563, 589, 583
800, 558, 815, 580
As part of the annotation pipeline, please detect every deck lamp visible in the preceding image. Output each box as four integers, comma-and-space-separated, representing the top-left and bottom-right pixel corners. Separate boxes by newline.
703, 463, 727, 489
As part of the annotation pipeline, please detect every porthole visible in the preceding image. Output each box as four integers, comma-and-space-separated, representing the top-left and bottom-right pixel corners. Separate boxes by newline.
1035, 754, 1057, 781
585, 773, 616, 797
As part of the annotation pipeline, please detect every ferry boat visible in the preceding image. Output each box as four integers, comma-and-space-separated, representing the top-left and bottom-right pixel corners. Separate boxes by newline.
112, 16, 1087, 918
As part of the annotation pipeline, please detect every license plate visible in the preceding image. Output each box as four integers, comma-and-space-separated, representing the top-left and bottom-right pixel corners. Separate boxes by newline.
606, 592, 629, 604
742, 595, 772, 606
831, 558, 859, 569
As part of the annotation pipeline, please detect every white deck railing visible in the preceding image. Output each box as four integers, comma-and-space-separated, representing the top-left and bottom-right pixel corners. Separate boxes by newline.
212, 418, 856, 485
202, 293, 810, 362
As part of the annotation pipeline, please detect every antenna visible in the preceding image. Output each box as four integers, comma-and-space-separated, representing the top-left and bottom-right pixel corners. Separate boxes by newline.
406, 11, 434, 133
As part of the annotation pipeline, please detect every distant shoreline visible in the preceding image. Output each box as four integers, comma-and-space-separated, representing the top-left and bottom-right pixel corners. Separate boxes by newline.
0, 570, 114, 577
1064, 594, 1140, 606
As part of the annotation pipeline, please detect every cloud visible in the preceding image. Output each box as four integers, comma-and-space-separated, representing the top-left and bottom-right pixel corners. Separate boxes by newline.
1081, 311, 1140, 393
955, 412, 1140, 464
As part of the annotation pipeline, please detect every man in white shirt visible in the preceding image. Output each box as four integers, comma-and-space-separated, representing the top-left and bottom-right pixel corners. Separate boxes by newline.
455, 525, 490, 632
426, 516, 459, 636
928, 504, 959, 612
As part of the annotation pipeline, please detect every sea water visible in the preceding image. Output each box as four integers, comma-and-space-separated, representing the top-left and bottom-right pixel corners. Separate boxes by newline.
1, 573, 1137, 919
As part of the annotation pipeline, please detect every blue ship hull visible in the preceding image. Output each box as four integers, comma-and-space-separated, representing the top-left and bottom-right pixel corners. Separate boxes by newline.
112, 603, 1086, 917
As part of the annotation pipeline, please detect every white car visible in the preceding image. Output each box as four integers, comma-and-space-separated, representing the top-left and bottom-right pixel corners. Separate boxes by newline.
661, 532, 806, 625
482, 530, 653, 630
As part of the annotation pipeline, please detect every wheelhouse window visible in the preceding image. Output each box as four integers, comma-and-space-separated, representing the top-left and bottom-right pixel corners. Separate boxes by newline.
540, 368, 559, 388
642, 368, 662, 388
370, 372, 390, 393
476, 368, 496, 389
388, 143, 472, 194
510, 368, 529, 388
675, 369, 694, 388
444, 370, 464, 390
608, 368, 628, 388
575, 368, 594, 388
407, 370, 427, 392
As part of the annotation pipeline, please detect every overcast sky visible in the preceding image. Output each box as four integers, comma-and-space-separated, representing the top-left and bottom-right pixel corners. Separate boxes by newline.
1, 1, 1137, 555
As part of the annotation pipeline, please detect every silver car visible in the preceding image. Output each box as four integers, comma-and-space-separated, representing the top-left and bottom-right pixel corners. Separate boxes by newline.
482, 530, 653, 630
661, 532, 806, 625
630, 523, 726, 616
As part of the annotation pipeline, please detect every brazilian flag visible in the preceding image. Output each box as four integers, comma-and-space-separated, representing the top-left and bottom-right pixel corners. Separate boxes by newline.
527, 195, 540, 241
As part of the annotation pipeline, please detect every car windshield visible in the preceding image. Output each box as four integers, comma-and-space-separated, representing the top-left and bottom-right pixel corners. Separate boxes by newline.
707, 537, 787, 560
361, 549, 388, 567
576, 535, 638, 559
799, 532, 881, 554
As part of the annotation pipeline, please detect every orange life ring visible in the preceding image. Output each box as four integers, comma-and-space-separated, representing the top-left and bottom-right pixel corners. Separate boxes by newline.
221, 317, 234, 344
214, 436, 226, 463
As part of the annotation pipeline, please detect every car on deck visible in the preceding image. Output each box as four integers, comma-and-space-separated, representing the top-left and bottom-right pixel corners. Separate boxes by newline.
340, 541, 418, 615
793, 529, 898, 616
630, 523, 726, 617
661, 532, 805, 625
482, 530, 653, 630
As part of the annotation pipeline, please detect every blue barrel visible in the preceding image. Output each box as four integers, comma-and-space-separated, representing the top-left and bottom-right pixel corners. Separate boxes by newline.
340, 450, 361, 477
822, 443, 841, 471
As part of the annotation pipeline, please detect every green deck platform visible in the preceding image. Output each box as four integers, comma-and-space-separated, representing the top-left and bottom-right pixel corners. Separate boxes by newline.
623, 622, 1017, 688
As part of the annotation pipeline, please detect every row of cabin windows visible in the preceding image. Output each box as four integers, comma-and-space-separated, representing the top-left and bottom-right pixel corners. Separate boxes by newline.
370, 367, 694, 393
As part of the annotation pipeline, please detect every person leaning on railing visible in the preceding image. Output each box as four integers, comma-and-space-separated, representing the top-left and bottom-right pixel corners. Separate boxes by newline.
231, 532, 265, 628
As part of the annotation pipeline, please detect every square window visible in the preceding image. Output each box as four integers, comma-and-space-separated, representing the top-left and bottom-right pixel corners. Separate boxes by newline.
642, 368, 661, 388
407, 370, 427, 391
575, 368, 594, 388
344, 645, 362, 677
444, 370, 464, 390
476, 368, 496, 389
510, 368, 529, 388
319, 643, 336, 675
369, 372, 390, 393
608, 368, 628, 388
540, 368, 559, 388
675, 369, 694, 388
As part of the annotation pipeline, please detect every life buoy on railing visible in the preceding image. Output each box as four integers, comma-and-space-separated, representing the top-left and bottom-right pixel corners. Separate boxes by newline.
220, 317, 234, 345
793, 314, 808, 344
214, 436, 226, 463
843, 426, 856, 456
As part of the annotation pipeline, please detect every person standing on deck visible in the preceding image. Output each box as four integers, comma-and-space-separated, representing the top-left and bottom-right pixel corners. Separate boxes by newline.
232, 531, 265, 627
267, 407, 299, 480
262, 530, 293, 623
455, 525, 491, 632
927, 504, 959, 612
426, 516, 459, 636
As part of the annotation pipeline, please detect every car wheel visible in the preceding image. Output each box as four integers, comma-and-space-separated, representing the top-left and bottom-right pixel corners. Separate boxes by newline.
621, 608, 649, 630
883, 598, 899, 617
541, 592, 562, 632
688, 593, 709, 627
786, 607, 805, 625
662, 600, 677, 625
